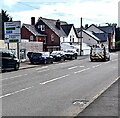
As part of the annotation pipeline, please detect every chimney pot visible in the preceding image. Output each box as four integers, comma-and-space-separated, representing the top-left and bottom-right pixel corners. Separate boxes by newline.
31, 17, 35, 25
56, 19, 60, 30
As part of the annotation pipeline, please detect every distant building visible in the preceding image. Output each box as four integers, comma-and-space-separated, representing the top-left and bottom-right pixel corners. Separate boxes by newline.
86, 24, 116, 49
35, 17, 67, 52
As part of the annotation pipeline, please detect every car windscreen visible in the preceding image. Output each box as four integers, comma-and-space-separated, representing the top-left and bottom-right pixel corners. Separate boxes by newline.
92, 48, 104, 54
32, 53, 42, 57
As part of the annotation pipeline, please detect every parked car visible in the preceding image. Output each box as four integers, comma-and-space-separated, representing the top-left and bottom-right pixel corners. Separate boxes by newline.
28, 52, 53, 64
27, 52, 33, 59
90, 45, 110, 62
0, 49, 20, 71
50, 51, 65, 61
64, 49, 78, 60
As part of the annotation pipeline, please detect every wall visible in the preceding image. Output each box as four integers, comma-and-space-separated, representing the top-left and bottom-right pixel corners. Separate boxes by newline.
0, 40, 43, 61
21, 26, 35, 41
45, 25, 60, 46
81, 32, 98, 46
63, 26, 78, 43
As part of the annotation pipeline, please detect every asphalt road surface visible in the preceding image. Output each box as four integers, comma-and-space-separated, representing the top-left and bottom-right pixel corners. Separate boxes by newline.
1, 52, 118, 116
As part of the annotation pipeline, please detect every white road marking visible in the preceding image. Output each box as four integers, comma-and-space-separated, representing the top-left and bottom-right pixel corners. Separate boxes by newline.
74, 68, 90, 74
80, 66, 85, 68
36, 66, 48, 70
0, 86, 34, 99
68, 66, 78, 70
92, 64, 102, 68
2, 75, 22, 81
40, 74, 69, 85
37, 69, 50, 73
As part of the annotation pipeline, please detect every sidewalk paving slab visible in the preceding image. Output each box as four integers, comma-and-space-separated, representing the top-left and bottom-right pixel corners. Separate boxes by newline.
75, 80, 119, 117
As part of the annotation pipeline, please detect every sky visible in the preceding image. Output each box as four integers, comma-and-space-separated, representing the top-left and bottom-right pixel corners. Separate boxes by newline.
1, 0, 119, 27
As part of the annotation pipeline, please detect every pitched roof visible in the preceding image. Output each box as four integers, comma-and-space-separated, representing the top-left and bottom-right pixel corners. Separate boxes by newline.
99, 26, 115, 34
83, 30, 100, 42
61, 24, 79, 38
37, 17, 67, 37
93, 33, 108, 42
86, 24, 105, 33
23, 24, 46, 36
61, 24, 73, 36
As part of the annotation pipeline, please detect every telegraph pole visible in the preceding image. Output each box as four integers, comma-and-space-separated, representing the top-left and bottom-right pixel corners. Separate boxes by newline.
80, 17, 83, 56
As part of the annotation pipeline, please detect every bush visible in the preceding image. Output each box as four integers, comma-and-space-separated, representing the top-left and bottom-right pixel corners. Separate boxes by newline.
115, 40, 120, 48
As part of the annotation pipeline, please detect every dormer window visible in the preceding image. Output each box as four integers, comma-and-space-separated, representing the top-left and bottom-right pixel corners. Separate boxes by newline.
38, 25, 45, 31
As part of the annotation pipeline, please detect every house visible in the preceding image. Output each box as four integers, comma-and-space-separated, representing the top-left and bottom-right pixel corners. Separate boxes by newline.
86, 24, 116, 49
21, 17, 47, 43
61, 24, 79, 44
35, 17, 67, 52
99, 25, 116, 49
76, 28, 100, 46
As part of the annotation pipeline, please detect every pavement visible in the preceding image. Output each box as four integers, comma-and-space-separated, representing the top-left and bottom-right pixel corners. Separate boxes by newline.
19, 55, 119, 117
76, 79, 119, 117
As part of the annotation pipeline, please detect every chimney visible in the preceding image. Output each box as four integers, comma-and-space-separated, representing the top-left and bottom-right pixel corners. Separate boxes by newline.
56, 19, 60, 30
85, 24, 88, 29
31, 17, 35, 25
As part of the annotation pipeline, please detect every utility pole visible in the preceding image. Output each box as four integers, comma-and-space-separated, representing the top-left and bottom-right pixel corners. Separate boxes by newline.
80, 17, 83, 56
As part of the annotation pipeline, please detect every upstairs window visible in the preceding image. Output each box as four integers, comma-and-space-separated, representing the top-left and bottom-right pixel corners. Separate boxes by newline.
38, 25, 45, 31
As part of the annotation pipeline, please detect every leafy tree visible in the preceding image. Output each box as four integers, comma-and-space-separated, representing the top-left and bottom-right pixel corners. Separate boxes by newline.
2, 9, 12, 40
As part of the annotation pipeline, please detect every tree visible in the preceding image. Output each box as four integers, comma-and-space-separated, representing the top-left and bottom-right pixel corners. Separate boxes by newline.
2, 9, 12, 40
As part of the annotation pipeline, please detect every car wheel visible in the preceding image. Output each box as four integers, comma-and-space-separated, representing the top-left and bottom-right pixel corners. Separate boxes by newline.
51, 60, 53, 64
14, 63, 19, 71
61, 57, 64, 61
91, 59, 93, 62
44, 60, 47, 64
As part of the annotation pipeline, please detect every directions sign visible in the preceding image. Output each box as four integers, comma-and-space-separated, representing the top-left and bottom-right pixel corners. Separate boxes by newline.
4, 21, 21, 43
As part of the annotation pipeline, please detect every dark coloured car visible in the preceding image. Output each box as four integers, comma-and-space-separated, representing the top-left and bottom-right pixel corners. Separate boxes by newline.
28, 52, 53, 64
0, 49, 20, 71
50, 51, 65, 61
27, 52, 33, 59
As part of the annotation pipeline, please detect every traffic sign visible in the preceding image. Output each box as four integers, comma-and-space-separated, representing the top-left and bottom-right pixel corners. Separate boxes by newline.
4, 21, 21, 43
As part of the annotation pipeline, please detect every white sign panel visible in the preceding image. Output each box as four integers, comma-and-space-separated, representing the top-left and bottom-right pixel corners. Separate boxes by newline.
4, 21, 21, 43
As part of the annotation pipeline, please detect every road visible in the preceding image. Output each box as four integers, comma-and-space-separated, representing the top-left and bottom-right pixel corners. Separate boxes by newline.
1, 52, 118, 116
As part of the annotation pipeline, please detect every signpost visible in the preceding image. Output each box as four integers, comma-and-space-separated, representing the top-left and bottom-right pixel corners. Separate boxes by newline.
4, 21, 21, 43
4, 21, 21, 59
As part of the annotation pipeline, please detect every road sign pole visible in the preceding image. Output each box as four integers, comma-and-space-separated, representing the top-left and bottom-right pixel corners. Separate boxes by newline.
17, 42, 20, 60
7, 43, 9, 50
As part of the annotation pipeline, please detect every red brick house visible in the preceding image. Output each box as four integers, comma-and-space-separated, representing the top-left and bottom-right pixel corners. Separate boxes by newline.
21, 17, 47, 51
35, 17, 67, 52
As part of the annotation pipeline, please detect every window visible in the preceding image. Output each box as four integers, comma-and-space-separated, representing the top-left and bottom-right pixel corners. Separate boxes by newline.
63, 37, 65, 42
38, 25, 45, 31
51, 34, 54, 42
30, 35, 33, 41
70, 35, 72, 42
72, 35, 74, 42
72, 38, 74, 42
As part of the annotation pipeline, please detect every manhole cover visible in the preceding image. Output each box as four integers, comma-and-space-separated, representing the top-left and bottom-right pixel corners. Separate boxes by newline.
72, 99, 89, 107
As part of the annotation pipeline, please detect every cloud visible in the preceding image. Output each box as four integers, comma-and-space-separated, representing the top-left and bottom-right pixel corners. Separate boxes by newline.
3, 0, 21, 7
9, 0, 119, 27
